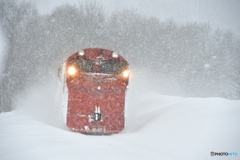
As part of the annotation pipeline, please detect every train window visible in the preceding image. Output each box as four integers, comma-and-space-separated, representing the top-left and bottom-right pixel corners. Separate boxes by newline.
101, 60, 124, 74
79, 58, 94, 72
77, 58, 126, 74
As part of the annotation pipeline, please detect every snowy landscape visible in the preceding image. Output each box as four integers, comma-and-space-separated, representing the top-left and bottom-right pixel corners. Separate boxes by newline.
0, 0, 240, 160
0, 76, 240, 160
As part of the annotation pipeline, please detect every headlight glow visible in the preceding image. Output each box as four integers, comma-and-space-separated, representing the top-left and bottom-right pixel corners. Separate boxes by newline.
68, 66, 77, 76
122, 70, 130, 78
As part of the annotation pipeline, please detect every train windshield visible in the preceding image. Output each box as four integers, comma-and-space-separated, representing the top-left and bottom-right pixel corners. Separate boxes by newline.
78, 58, 126, 74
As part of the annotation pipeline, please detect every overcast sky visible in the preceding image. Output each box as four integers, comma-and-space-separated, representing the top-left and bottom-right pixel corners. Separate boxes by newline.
26, 0, 240, 38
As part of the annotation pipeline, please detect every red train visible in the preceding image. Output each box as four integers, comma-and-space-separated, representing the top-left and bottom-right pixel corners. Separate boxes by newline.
58, 48, 130, 134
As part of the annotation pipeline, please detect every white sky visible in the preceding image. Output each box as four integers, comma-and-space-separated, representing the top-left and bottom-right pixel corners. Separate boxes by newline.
26, 0, 240, 38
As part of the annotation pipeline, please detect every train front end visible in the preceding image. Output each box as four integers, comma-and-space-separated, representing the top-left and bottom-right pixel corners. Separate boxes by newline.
60, 48, 129, 135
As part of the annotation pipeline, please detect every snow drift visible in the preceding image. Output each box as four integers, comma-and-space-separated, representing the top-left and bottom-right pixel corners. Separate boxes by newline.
0, 74, 239, 160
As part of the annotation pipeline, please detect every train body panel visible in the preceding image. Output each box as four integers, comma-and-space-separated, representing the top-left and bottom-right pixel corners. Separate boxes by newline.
60, 48, 129, 134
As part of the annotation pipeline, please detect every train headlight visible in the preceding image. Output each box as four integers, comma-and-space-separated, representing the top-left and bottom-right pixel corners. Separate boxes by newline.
122, 69, 130, 79
67, 66, 77, 76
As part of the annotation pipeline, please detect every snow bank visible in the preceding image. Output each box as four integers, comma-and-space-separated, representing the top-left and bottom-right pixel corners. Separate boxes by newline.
0, 74, 239, 160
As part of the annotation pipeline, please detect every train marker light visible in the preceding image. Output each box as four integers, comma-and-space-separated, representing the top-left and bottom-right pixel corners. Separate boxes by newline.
112, 52, 118, 58
78, 50, 85, 56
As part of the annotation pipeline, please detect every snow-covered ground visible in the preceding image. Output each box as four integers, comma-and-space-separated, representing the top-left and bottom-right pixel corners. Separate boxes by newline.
0, 75, 239, 160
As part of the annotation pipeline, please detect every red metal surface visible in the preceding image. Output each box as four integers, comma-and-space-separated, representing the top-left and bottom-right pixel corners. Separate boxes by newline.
65, 48, 129, 134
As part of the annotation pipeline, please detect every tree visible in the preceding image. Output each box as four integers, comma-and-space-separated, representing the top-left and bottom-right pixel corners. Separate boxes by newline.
0, 0, 37, 112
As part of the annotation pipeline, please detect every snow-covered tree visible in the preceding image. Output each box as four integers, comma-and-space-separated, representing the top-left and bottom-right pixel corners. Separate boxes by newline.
0, 0, 37, 111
